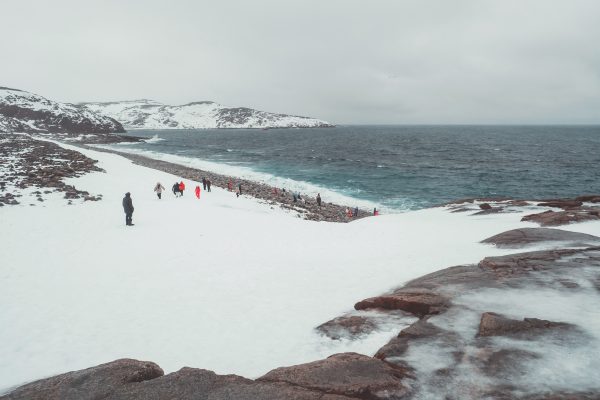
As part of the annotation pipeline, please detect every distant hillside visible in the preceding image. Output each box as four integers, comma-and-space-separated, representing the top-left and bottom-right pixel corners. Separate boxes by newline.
0, 87, 124, 134
81, 99, 333, 129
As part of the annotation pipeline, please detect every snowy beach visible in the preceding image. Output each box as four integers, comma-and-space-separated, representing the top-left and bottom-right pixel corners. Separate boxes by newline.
3, 137, 600, 395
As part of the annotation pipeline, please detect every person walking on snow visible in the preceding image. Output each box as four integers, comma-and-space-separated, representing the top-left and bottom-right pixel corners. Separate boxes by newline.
172, 182, 180, 197
154, 182, 165, 199
195, 185, 201, 199
202, 177, 207, 191
207, 179, 212, 192
238, 183, 243, 195
179, 181, 185, 196
122, 192, 134, 226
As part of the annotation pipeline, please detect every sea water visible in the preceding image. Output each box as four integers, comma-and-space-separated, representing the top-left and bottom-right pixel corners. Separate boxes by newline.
112, 125, 600, 212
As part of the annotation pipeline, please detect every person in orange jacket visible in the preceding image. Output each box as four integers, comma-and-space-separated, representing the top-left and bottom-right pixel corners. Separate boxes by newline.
179, 181, 185, 196
195, 185, 201, 199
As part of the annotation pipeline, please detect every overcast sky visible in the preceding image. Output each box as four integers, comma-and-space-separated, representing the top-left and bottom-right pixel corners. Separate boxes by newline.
2, 0, 599, 124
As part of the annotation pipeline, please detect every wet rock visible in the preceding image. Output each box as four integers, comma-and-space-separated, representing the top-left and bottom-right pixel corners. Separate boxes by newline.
576, 195, 600, 203
537, 199, 583, 209
479, 203, 492, 210
375, 318, 444, 360
258, 353, 411, 399
522, 209, 600, 226
354, 289, 449, 317
481, 228, 600, 248
520, 392, 600, 400
477, 312, 575, 338
316, 315, 377, 340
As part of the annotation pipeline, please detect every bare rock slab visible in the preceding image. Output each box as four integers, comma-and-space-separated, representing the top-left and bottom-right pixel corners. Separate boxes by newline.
258, 353, 411, 399
1, 359, 163, 400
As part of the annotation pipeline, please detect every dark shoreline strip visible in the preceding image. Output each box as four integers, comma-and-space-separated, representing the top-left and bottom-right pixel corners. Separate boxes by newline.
75, 143, 371, 223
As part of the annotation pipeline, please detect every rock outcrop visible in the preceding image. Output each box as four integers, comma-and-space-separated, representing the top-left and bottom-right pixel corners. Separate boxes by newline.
2, 354, 411, 400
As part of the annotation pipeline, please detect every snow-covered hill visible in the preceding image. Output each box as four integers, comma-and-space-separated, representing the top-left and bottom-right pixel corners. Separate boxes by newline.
81, 99, 333, 129
0, 87, 125, 134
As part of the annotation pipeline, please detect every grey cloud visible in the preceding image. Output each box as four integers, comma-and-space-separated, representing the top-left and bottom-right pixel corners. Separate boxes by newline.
1, 0, 599, 124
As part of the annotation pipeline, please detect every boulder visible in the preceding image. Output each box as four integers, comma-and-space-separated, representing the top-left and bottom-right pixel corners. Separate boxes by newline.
258, 353, 411, 399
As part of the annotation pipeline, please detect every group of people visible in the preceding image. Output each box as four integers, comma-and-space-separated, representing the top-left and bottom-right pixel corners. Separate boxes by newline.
123, 179, 379, 226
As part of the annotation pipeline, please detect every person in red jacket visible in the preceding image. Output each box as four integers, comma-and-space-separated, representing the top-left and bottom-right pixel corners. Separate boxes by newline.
195, 185, 201, 199
179, 181, 185, 196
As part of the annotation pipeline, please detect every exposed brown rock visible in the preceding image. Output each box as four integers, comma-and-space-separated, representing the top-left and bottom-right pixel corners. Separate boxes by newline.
477, 312, 574, 338
316, 315, 377, 340
258, 353, 411, 399
479, 203, 492, 210
481, 228, 600, 248
2, 359, 163, 400
576, 195, 600, 203
522, 209, 600, 226
375, 318, 444, 360
537, 200, 583, 209
354, 289, 449, 317
1, 361, 357, 400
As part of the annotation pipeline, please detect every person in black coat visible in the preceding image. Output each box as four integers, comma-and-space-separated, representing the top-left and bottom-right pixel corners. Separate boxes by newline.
122, 192, 134, 226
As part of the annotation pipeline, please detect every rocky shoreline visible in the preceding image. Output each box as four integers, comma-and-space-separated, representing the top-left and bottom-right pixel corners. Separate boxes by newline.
1, 134, 371, 222
78, 143, 371, 223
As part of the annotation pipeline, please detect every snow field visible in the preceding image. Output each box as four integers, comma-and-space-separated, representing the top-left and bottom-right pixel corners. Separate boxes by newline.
1, 141, 597, 392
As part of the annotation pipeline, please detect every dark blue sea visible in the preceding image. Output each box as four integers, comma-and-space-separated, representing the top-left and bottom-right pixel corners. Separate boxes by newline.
112, 125, 600, 212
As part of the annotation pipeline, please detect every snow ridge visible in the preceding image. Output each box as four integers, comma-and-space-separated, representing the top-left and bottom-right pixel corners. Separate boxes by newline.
0, 87, 124, 134
81, 99, 334, 130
